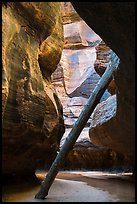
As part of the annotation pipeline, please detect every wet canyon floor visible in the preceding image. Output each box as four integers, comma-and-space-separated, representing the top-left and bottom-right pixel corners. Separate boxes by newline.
2, 170, 135, 202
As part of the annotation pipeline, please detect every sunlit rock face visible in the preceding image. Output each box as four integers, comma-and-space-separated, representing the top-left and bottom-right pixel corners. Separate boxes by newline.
2, 2, 65, 176
72, 2, 135, 166
61, 1, 81, 25
61, 14, 103, 97
52, 2, 110, 126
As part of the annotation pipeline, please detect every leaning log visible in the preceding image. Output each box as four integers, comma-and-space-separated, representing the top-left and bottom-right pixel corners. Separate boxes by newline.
35, 52, 120, 199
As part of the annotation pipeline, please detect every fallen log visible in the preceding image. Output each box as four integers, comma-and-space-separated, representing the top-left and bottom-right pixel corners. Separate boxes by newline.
35, 52, 120, 199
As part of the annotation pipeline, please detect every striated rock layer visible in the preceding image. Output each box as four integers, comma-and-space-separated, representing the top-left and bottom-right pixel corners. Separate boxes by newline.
2, 2, 134, 176
72, 2, 135, 166
2, 2, 65, 176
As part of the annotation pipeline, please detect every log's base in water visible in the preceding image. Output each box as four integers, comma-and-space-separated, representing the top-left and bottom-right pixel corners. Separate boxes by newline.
2, 171, 135, 202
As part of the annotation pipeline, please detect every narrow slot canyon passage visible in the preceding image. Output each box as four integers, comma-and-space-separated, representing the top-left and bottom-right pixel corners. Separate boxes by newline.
2, 2, 135, 202
51, 4, 120, 171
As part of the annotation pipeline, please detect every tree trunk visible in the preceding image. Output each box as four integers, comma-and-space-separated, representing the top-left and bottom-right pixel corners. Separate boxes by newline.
35, 52, 119, 199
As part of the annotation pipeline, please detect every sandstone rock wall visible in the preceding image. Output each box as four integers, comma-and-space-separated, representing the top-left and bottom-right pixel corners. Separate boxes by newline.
2, 2, 134, 175
52, 2, 110, 128
72, 2, 135, 165
94, 40, 116, 95
89, 95, 117, 144
52, 3, 128, 170
2, 2, 65, 176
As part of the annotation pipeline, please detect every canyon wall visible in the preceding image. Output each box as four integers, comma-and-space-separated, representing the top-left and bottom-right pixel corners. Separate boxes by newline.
72, 2, 135, 166
52, 2, 127, 170
2, 2, 65, 176
52, 2, 110, 128
2, 2, 134, 176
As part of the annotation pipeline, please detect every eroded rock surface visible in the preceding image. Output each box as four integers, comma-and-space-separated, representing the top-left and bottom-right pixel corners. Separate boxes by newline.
89, 95, 116, 130
52, 2, 110, 127
2, 2, 65, 176
60, 95, 128, 170
72, 2, 135, 166
94, 40, 116, 95
89, 95, 117, 147
3, 2, 134, 175
64, 143, 126, 170
52, 3, 127, 170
